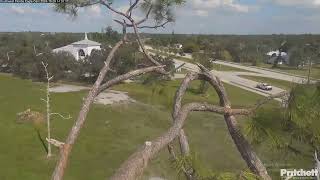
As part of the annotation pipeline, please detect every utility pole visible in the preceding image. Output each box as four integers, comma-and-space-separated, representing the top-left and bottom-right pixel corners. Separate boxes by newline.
6, 51, 14, 61
305, 43, 316, 84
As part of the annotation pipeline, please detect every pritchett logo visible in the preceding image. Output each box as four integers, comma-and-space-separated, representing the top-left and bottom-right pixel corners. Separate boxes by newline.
280, 169, 319, 179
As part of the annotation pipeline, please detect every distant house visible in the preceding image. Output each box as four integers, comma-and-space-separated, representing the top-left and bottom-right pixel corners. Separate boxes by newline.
53, 33, 101, 61
266, 50, 288, 64
174, 43, 183, 49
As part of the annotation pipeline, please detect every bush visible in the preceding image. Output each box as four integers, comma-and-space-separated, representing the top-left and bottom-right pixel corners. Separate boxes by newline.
183, 43, 200, 53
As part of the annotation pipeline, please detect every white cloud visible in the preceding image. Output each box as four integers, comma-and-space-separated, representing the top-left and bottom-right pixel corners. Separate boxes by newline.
87, 5, 102, 17
228, 3, 250, 13
187, 0, 255, 17
191, 0, 221, 9
195, 9, 209, 17
7, 5, 49, 16
271, 0, 320, 7
0, 4, 114, 32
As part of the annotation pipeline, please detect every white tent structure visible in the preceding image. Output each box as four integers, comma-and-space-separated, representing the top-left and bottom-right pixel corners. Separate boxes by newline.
53, 33, 101, 60
266, 50, 289, 64
266, 50, 287, 57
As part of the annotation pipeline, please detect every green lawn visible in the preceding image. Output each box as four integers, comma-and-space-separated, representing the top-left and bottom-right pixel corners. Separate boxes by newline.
239, 75, 297, 90
0, 74, 313, 180
212, 63, 253, 72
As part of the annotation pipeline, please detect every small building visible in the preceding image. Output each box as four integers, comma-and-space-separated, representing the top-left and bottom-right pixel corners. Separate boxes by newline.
53, 33, 101, 61
266, 50, 288, 64
266, 50, 287, 57
174, 43, 183, 49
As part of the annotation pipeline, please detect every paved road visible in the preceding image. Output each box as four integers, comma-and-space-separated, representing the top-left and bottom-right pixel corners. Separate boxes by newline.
173, 60, 285, 98
212, 61, 311, 84
146, 46, 296, 96
145, 46, 311, 99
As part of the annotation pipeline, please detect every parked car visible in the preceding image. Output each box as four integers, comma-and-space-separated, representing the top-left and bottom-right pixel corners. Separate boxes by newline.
256, 83, 272, 91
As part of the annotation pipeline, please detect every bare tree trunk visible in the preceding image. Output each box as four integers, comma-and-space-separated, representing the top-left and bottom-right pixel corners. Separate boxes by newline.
42, 62, 53, 158
200, 65, 271, 180
224, 115, 270, 179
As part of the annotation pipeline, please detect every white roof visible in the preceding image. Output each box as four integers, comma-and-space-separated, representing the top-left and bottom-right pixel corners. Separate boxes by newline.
71, 33, 101, 46
53, 44, 77, 54
266, 50, 287, 56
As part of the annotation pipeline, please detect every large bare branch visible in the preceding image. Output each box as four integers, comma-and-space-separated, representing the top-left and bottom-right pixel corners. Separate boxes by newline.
254, 91, 289, 109
170, 72, 198, 179
137, 20, 170, 29
109, 102, 250, 180
198, 65, 271, 180
125, 0, 139, 16
135, 4, 153, 25
109, 66, 269, 179
97, 65, 165, 94
100, 0, 127, 17
132, 21, 163, 66
113, 5, 153, 27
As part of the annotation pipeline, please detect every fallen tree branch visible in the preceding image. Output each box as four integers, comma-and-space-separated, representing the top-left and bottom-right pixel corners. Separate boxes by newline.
254, 91, 289, 110
109, 102, 249, 180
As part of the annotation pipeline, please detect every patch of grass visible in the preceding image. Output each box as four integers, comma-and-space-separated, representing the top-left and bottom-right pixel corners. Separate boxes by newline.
239, 75, 297, 90
212, 63, 253, 72
258, 63, 320, 80
112, 79, 275, 109
0, 74, 313, 179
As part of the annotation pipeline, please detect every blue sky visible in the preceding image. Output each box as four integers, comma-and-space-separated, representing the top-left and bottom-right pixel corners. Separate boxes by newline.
1, 0, 320, 34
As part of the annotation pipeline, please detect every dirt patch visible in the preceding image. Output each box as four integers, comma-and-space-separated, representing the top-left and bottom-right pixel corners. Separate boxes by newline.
95, 90, 135, 105
50, 84, 135, 105
49, 84, 88, 93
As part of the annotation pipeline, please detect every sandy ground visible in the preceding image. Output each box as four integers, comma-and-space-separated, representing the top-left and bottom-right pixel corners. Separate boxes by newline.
49, 84, 89, 93
149, 177, 165, 180
94, 90, 135, 105
50, 84, 135, 105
